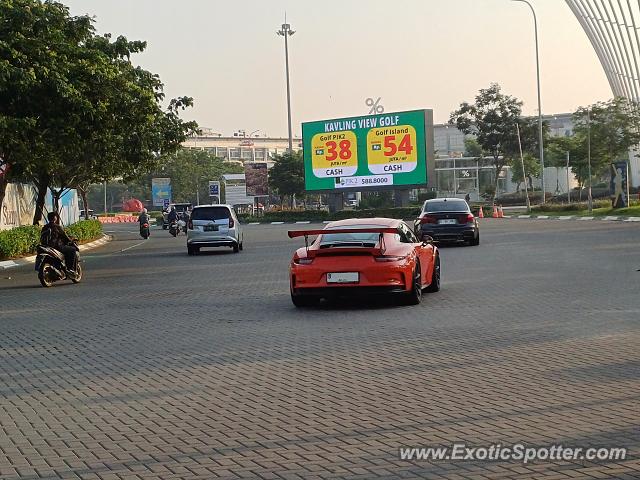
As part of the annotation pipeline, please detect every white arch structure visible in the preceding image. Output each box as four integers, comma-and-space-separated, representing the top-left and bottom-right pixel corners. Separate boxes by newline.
566, 0, 640, 185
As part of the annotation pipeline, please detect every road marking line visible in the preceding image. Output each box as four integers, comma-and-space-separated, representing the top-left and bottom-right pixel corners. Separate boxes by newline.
603, 216, 621, 221
295, 221, 311, 224
558, 216, 574, 220
537, 215, 549, 219
271, 222, 285, 225
120, 241, 147, 253
518, 215, 531, 219
624, 217, 640, 222
248, 222, 260, 225
579, 216, 594, 220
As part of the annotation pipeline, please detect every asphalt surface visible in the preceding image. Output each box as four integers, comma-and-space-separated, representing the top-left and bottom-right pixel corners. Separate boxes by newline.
0, 219, 639, 480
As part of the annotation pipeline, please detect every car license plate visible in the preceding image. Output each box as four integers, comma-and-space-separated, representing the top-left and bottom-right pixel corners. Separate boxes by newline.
438, 219, 457, 225
203, 225, 218, 232
327, 272, 359, 284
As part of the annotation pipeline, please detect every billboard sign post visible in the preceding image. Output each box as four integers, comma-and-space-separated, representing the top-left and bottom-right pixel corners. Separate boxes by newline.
302, 109, 434, 193
152, 178, 172, 207
208, 181, 220, 204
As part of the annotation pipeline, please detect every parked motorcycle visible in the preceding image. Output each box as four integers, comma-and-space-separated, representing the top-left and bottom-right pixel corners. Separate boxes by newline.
35, 242, 82, 288
140, 222, 150, 239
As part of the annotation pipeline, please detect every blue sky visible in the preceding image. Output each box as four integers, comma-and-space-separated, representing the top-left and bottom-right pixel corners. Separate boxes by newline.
63, 0, 611, 137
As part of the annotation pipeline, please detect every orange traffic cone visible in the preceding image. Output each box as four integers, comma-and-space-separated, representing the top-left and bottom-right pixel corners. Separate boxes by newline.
478, 206, 484, 218
492, 205, 499, 218
498, 205, 504, 218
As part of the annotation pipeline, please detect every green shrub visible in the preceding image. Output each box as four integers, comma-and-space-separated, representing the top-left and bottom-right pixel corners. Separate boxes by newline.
65, 220, 103, 242
0, 225, 41, 259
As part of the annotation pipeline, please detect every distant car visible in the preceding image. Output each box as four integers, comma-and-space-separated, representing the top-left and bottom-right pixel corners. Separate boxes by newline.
414, 198, 479, 246
79, 209, 97, 220
288, 218, 440, 307
186, 204, 243, 255
162, 202, 192, 229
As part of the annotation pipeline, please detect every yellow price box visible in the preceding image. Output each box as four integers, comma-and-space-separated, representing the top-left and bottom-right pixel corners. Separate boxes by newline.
311, 131, 358, 178
366, 125, 418, 175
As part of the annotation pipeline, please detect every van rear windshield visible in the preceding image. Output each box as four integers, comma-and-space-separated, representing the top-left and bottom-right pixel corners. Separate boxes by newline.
191, 207, 230, 221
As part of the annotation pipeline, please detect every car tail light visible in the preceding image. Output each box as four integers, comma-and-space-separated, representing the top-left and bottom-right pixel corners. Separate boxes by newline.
188, 220, 193, 230
419, 215, 437, 224
375, 255, 407, 262
294, 257, 313, 265
459, 213, 474, 224
228, 217, 235, 228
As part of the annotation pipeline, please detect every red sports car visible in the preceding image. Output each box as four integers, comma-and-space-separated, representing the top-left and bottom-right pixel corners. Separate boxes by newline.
288, 218, 440, 307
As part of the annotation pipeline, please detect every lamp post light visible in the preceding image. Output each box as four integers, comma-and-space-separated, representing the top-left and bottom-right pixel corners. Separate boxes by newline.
512, 0, 545, 204
277, 17, 295, 153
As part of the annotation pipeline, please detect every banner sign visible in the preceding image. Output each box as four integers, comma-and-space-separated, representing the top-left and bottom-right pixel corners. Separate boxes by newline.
244, 163, 269, 196
302, 109, 434, 192
610, 161, 628, 208
152, 178, 172, 207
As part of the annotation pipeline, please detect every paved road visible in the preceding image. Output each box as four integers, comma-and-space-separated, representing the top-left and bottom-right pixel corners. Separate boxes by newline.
0, 220, 639, 479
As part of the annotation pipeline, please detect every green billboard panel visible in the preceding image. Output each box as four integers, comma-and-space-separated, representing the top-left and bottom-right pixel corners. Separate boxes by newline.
302, 109, 434, 192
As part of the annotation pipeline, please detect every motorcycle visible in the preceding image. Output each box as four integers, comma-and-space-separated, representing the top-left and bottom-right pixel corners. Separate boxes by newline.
177, 217, 187, 234
140, 222, 150, 239
169, 219, 179, 237
35, 242, 82, 288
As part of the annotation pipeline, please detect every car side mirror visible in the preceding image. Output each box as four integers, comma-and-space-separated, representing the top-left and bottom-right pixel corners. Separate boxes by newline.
422, 235, 434, 246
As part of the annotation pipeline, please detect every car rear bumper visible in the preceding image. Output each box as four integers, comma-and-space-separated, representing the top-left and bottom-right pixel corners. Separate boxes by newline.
418, 225, 477, 243
187, 234, 238, 247
291, 285, 408, 297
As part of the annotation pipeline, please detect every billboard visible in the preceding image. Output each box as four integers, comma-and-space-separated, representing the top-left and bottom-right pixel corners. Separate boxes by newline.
222, 174, 253, 206
244, 162, 269, 196
152, 178, 171, 207
302, 109, 434, 192
610, 161, 628, 208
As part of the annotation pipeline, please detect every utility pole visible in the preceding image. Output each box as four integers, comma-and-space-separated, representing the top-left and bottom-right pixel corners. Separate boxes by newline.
587, 108, 593, 213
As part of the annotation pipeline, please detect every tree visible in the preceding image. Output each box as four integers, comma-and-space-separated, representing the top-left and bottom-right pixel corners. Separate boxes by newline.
573, 97, 640, 176
451, 84, 539, 201
268, 151, 305, 207
510, 153, 541, 192
463, 138, 483, 158
547, 134, 589, 198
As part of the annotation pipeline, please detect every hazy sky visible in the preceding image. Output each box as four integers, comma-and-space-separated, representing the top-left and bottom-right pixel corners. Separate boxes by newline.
63, 0, 611, 137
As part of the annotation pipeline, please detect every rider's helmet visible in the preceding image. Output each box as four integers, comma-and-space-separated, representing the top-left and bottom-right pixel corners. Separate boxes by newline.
142, 208, 148, 214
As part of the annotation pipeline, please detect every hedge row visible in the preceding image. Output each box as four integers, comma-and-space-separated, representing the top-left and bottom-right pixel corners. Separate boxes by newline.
0, 220, 103, 260
238, 207, 422, 223
531, 199, 611, 213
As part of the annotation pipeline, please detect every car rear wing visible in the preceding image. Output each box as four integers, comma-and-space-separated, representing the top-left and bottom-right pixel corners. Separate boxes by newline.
287, 227, 397, 256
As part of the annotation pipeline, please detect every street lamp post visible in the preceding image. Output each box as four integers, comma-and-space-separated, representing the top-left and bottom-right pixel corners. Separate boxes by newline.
277, 17, 295, 153
587, 108, 593, 213
512, 0, 545, 204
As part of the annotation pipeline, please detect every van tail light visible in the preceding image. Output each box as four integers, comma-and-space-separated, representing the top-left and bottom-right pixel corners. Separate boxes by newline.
294, 257, 313, 265
228, 217, 235, 228
419, 215, 437, 224
459, 213, 474, 224
188, 220, 193, 230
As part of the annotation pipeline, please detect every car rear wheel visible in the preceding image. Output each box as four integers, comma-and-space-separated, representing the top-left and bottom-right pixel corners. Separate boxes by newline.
187, 246, 194, 256
471, 231, 480, 246
425, 255, 441, 292
233, 243, 240, 253
291, 293, 320, 308
405, 262, 423, 305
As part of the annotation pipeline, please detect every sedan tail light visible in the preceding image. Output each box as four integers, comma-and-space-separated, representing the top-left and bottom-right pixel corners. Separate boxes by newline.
294, 257, 313, 265
459, 213, 474, 224
419, 215, 437, 224
374, 255, 407, 262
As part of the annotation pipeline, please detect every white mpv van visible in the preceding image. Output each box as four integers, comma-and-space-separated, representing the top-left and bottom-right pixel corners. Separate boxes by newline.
186, 205, 243, 255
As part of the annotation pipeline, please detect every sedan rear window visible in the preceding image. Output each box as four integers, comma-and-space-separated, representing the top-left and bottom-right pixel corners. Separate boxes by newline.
191, 207, 230, 221
425, 200, 469, 213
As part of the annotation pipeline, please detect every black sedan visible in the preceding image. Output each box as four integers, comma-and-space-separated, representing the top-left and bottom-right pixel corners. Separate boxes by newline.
414, 198, 479, 246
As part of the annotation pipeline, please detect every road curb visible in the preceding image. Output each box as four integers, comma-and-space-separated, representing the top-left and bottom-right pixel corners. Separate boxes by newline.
0, 234, 112, 270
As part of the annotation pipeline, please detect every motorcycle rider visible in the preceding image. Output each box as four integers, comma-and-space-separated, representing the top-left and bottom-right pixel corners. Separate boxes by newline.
40, 211, 78, 278
168, 206, 178, 224
138, 208, 151, 238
